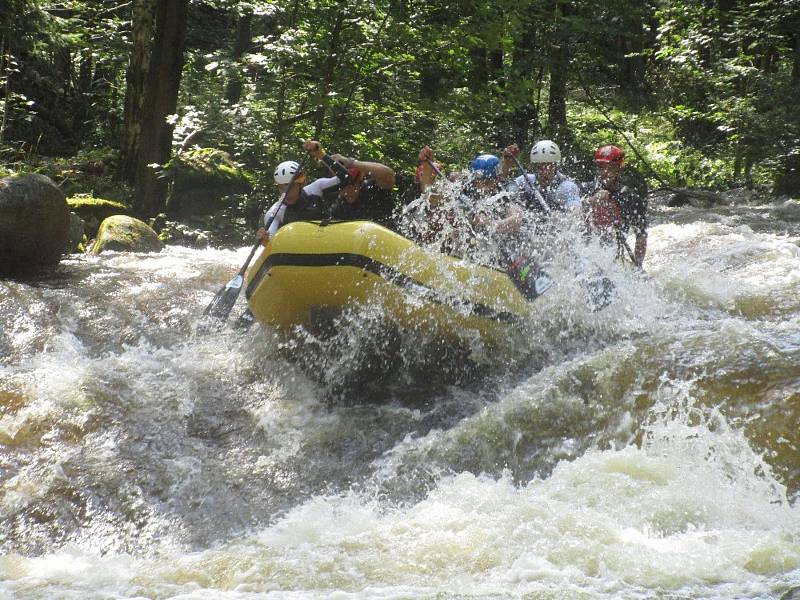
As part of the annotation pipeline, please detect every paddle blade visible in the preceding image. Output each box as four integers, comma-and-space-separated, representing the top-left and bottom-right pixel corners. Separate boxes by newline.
584, 274, 615, 312
234, 308, 256, 331
203, 274, 244, 320
508, 261, 554, 301
532, 270, 554, 297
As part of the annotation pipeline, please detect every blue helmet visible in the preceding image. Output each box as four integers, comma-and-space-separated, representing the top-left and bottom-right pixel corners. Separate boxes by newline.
470, 153, 500, 179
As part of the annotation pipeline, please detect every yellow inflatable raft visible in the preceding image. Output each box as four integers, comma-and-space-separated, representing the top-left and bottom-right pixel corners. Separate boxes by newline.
244, 221, 542, 346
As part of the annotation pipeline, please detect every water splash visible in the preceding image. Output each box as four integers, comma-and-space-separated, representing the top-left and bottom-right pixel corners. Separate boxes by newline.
1, 205, 798, 598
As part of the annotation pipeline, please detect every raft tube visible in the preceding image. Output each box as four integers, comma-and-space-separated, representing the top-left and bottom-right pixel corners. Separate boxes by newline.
244, 221, 538, 345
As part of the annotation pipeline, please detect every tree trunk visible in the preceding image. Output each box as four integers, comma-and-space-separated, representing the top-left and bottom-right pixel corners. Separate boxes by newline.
120, 0, 157, 185
312, 12, 345, 139
470, 47, 488, 89
733, 142, 742, 180
777, 28, 800, 199
224, 7, 253, 105
133, 0, 189, 218
717, 0, 736, 58
617, 5, 648, 100
420, 63, 441, 101
793, 32, 800, 85
489, 49, 503, 82
509, 14, 540, 149
698, 0, 714, 67
546, 58, 567, 142
0, 36, 9, 147
73, 49, 93, 145
546, 2, 569, 143
92, 57, 114, 134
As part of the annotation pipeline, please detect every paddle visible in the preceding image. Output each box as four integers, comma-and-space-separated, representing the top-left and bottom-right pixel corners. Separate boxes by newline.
203, 156, 308, 321
508, 153, 552, 214
424, 157, 443, 179
616, 230, 638, 266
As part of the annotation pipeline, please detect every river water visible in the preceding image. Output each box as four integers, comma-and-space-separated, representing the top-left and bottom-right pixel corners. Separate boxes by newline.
1, 198, 799, 599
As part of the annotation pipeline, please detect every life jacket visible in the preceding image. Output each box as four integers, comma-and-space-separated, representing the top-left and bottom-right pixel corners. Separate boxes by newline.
282, 189, 328, 225
538, 172, 573, 212
331, 179, 396, 228
585, 187, 624, 241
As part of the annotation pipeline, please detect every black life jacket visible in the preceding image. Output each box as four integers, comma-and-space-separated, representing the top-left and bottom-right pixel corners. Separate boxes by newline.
331, 179, 396, 228
282, 189, 329, 225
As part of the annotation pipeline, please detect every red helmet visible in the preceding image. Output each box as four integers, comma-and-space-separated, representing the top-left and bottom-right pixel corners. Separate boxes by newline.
594, 145, 625, 164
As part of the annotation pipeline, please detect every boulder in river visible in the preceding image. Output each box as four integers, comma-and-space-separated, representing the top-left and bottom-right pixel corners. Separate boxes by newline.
0, 173, 69, 276
67, 195, 132, 236
666, 187, 727, 208
91, 215, 165, 254
771, 198, 800, 222
164, 148, 253, 219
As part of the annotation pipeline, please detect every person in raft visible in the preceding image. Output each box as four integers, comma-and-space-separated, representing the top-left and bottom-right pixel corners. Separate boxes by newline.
465, 153, 525, 235
256, 141, 397, 245
500, 140, 582, 214
582, 144, 648, 268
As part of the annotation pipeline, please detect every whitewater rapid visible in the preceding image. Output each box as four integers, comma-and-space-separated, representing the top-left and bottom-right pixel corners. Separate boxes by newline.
1, 201, 799, 599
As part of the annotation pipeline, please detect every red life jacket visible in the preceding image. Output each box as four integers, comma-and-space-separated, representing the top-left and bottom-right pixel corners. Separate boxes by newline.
586, 193, 623, 241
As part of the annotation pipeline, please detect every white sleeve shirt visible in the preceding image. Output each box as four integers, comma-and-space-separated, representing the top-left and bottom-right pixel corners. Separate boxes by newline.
302, 175, 341, 198
263, 199, 286, 238
556, 179, 582, 211
263, 176, 342, 238
515, 172, 581, 211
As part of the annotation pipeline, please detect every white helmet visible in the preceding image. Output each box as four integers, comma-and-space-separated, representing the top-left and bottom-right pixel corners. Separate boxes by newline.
273, 160, 302, 185
529, 140, 561, 164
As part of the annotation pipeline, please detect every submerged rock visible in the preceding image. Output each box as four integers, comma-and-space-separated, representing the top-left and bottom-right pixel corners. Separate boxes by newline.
663, 185, 772, 208
781, 587, 800, 600
666, 188, 727, 208
91, 215, 164, 254
771, 199, 800, 221
0, 173, 69, 275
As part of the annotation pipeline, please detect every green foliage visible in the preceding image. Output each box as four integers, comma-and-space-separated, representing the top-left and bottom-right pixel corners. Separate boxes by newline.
649, 0, 799, 188
3, 0, 798, 198
568, 102, 734, 189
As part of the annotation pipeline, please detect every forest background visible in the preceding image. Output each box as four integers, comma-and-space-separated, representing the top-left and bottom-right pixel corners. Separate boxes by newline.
1, 0, 798, 221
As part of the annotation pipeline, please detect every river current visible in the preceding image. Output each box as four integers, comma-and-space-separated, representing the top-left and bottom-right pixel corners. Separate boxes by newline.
1, 198, 799, 599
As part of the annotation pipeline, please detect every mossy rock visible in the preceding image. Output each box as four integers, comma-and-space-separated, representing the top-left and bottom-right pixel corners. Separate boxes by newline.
165, 148, 253, 218
67, 195, 132, 235
91, 215, 164, 254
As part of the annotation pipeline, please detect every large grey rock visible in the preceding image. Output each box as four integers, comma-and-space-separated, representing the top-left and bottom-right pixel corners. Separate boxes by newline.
91, 215, 164, 254
0, 173, 68, 275
164, 148, 252, 219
